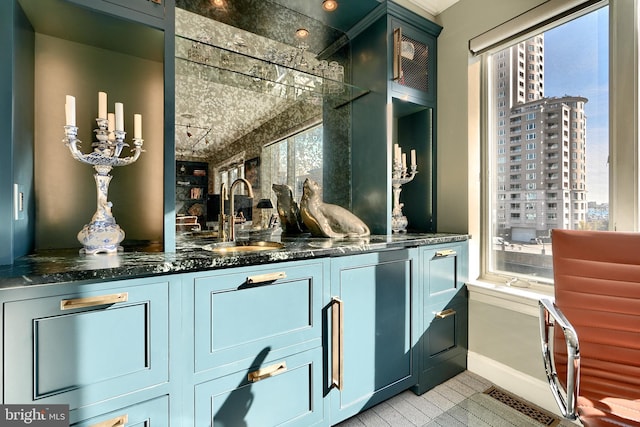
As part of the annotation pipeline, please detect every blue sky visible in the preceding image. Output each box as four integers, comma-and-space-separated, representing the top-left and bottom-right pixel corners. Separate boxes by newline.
544, 6, 609, 203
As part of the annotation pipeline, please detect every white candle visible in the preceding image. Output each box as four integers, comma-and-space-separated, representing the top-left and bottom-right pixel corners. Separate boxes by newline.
394, 144, 400, 162
65, 95, 76, 126
402, 153, 407, 169
115, 102, 124, 131
107, 113, 115, 133
98, 91, 107, 119
134, 114, 142, 139
410, 149, 416, 168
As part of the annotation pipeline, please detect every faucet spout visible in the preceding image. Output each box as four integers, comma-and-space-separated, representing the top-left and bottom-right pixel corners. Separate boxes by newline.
219, 183, 228, 242
229, 178, 254, 242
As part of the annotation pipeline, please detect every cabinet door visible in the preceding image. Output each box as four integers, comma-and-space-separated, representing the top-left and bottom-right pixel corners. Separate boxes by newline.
192, 260, 325, 376
4, 278, 169, 410
390, 18, 438, 103
413, 242, 468, 394
195, 348, 324, 427
329, 249, 416, 423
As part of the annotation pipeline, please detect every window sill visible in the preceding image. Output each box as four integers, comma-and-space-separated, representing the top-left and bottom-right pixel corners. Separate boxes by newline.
466, 279, 554, 317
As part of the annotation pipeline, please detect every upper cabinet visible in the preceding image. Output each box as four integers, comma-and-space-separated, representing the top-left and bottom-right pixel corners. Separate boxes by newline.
350, 3, 442, 234
65, 0, 168, 28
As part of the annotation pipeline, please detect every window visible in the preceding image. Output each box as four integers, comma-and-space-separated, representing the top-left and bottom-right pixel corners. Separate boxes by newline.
486, 5, 610, 282
262, 123, 323, 202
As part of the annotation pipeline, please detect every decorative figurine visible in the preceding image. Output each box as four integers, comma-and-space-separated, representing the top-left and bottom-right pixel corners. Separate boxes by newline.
272, 183, 306, 235
300, 178, 370, 238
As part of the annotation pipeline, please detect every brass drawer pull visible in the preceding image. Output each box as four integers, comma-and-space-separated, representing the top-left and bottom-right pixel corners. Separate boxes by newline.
246, 272, 286, 284
248, 361, 287, 382
435, 249, 456, 257
435, 308, 456, 319
90, 414, 128, 427
60, 292, 128, 310
331, 297, 344, 390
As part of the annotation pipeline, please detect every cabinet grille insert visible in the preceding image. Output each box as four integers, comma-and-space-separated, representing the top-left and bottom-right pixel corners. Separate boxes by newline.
396, 32, 429, 92
484, 386, 561, 426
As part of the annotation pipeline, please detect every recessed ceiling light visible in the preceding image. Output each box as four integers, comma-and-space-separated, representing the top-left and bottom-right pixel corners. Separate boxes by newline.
322, 0, 338, 12
295, 28, 310, 38
211, 0, 225, 7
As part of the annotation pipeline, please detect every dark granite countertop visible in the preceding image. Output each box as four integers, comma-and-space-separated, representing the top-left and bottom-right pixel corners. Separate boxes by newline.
0, 233, 469, 289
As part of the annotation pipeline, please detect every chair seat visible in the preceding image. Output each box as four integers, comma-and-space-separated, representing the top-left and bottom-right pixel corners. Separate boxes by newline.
578, 395, 640, 427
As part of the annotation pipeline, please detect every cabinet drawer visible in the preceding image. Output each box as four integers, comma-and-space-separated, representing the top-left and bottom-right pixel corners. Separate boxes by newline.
195, 348, 324, 427
4, 280, 169, 409
422, 242, 466, 304
72, 395, 168, 426
193, 261, 324, 373
415, 296, 468, 393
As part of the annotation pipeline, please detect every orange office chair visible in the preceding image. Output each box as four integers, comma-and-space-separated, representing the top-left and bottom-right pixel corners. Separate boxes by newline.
539, 229, 640, 426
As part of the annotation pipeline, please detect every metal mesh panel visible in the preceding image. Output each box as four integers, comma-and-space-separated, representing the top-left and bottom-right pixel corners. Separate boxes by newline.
398, 33, 429, 92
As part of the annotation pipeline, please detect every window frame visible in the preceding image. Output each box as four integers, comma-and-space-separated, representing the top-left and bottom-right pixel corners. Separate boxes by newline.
479, 0, 639, 286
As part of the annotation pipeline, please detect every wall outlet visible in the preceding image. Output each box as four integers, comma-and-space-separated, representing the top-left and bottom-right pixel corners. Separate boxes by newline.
14, 183, 25, 221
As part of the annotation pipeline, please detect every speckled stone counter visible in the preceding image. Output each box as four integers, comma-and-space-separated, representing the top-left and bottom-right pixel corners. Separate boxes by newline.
0, 233, 469, 289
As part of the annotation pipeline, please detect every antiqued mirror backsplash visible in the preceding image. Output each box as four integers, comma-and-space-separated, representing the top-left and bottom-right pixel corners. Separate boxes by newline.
175, 2, 365, 232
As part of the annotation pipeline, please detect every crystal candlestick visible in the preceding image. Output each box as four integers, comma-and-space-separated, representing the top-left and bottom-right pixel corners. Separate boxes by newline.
391, 160, 417, 233
63, 118, 144, 254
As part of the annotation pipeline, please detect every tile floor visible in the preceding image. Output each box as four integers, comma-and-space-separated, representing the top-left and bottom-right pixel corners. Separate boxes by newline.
334, 371, 575, 426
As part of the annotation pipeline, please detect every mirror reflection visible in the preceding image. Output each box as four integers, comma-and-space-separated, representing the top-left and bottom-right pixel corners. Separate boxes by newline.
174, 0, 375, 236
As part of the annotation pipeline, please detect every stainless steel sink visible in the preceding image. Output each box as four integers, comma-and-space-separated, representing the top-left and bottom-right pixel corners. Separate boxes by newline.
201, 240, 285, 254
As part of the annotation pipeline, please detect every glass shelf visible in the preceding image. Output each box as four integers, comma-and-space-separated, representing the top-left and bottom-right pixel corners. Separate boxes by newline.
175, 34, 369, 109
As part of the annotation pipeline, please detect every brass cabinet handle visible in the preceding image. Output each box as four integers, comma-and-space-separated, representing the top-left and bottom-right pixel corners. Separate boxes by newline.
90, 414, 128, 427
435, 249, 456, 257
60, 292, 128, 310
331, 297, 344, 390
393, 28, 402, 81
435, 308, 456, 319
248, 361, 287, 382
246, 272, 286, 284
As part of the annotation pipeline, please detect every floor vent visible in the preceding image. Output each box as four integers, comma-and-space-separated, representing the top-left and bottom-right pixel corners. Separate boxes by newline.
484, 386, 561, 426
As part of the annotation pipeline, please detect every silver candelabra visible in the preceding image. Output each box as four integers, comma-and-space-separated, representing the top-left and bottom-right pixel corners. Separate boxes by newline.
63, 118, 144, 254
392, 158, 417, 233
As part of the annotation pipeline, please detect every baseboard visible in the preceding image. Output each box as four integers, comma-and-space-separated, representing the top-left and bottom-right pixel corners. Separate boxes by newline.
467, 351, 564, 417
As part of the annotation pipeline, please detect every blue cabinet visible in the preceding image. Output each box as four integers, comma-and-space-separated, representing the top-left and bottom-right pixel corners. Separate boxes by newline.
183, 259, 328, 426
413, 241, 469, 394
194, 348, 324, 427
2, 277, 171, 422
71, 395, 169, 427
328, 249, 417, 423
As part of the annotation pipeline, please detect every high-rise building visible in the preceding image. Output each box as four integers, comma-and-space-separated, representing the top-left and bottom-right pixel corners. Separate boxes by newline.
492, 36, 588, 243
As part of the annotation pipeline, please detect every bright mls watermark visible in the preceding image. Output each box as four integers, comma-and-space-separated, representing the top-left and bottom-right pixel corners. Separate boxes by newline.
0, 405, 68, 427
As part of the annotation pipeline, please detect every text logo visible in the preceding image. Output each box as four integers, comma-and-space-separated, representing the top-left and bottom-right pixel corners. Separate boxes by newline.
0, 405, 68, 427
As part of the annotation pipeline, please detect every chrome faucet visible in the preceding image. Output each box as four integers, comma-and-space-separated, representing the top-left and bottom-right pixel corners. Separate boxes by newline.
227, 178, 254, 242
219, 183, 228, 242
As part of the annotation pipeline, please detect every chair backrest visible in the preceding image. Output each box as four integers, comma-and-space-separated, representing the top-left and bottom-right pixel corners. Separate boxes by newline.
551, 229, 640, 425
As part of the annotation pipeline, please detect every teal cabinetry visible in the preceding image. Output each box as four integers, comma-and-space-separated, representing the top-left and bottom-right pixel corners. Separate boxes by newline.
71, 395, 169, 427
194, 348, 324, 427
65, 0, 167, 28
0, 240, 468, 425
184, 259, 327, 426
328, 249, 417, 423
2, 276, 172, 424
351, 4, 442, 234
414, 241, 469, 394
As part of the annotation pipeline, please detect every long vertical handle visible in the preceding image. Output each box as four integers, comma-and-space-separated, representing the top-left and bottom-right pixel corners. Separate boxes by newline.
331, 296, 344, 390
393, 28, 402, 81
